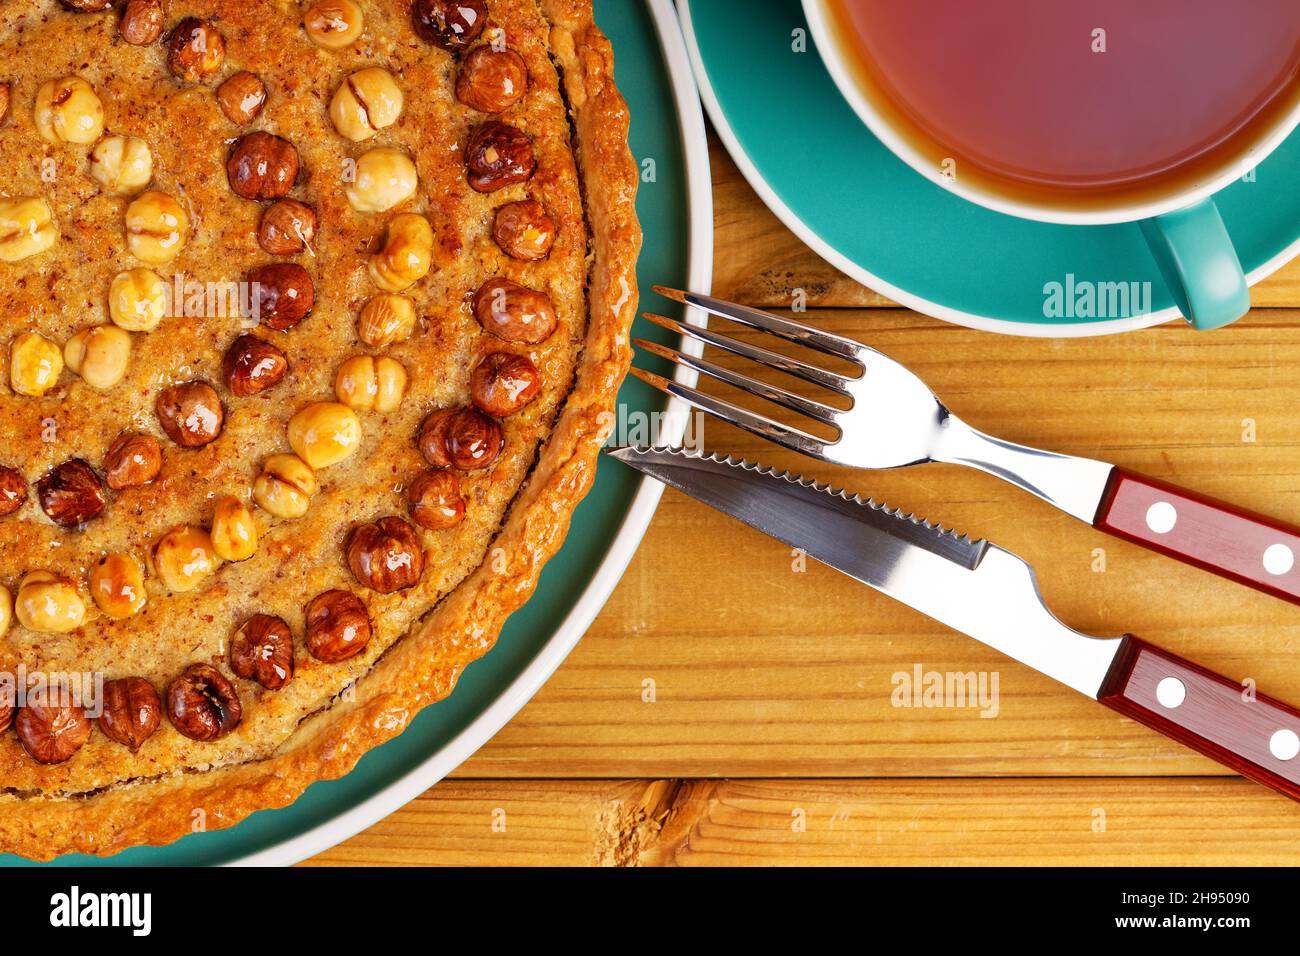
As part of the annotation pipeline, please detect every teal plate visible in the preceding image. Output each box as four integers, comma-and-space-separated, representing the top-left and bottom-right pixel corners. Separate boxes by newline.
11, 0, 711, 866
682, 0, 1300, 335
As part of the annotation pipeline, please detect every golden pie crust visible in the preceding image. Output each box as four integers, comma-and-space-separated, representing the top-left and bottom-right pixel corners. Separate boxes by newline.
0, 0, 638, 859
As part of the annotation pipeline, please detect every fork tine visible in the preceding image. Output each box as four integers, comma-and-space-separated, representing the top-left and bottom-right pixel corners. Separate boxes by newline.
634, 337, 841, 426
653, 286, 864, 363
642, 312, 854, 395
629, 366, 833, 460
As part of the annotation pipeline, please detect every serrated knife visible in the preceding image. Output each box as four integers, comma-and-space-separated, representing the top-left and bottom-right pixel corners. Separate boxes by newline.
609, 445, 1300, 801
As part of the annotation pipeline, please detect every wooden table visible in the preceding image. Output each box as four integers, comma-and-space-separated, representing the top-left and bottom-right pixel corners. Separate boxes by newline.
306, 133, 1300, 866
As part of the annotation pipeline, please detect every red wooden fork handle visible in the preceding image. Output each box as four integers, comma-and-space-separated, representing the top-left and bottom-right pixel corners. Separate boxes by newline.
1099, 636, 1300, 801
1094, 467, 1300, 604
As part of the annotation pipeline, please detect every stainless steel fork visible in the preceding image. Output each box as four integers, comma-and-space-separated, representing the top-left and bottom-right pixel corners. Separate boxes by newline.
633, 287, 1300, 606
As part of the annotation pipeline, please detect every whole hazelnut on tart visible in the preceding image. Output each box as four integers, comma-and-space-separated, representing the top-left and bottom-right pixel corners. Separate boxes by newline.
103, 431, 162, 490
412, 0, 487, 51
223, 333, 289, 396
368, 213, 433, 292
216, 71, 268, 126
456, 45, 528, 114
252, 454, 317, 519
167, 18, 226, 83
64, 324, 132, 390
210, 494, 259, 562
36, 458, 106, 528
119, 0, 166, 46
258, 200, 317, 256
59, 0, 114, 10
124, 189, 189, 263
347, 516, 425, 594
334, 355, 407, 413
464, 121, 536, 193
0, 683, 12, 734
0, 465, 27, 517
108, 267, 168, 332
305, 589, 372, 663
151, 525, 221, 593
16, 693, 91, 765
346, 147, 418, 213
357, 294, 417, 347
8, 332, 63, 396
329, 67, 404, 142
34, 76, 104, 144
304, 0, 365, 50
166, 664, 242, 741
407, 468, 465, 531
419, 407, 503, 472
287, 402, 362, 470
472, 277, 558, 344
89, 552, 148, 619
15, 572, 85, 634
492, 199, 557, 261
227, 132, 300, 201
90, 135, 154, 196
471, 351, 541, 417
97, 677, 162, 752
156, 381, 224, 447
0, 199, 58, 264
416, 408, 456, 469
249, 263, 315, 331
230, 614, 294, 690
0, 82, 10, 127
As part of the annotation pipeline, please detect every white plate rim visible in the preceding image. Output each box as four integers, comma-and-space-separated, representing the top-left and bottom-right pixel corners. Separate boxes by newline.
678, 0, 1300, 339
229, 0, 714, 866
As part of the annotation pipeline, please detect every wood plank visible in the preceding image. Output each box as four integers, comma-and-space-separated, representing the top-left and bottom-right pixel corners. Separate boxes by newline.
305, 777, 1300, 866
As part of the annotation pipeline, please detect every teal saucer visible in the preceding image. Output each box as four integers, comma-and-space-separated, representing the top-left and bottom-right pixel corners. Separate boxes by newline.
681, 0, 1300, 335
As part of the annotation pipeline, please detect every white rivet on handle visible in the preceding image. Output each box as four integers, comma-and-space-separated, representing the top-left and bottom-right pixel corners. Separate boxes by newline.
1146, 501, 1177, 534
1155, 676, 1185, 709
1263, 543, 1295, 576
1270, 729, 1300, 760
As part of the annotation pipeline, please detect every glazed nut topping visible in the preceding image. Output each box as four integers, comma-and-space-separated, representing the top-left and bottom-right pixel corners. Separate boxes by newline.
90, 135, 154, 195
166, 663, 242, 741
34, 75, 104, 144
37, 459, 106, 528
230, 614, 294, 690
125, 190, 190, 264
0, 586, 11, 639
493, 199, 557, 261
216, 71, 269, 126
472, 277, 558, 344
64, 324, 132, 390
305, 589, 372, 663
250, 262, 315, 330
418, 406, 503, 471
0, 465, 28, 516
347, 516, 425, 593
151, 525, 221, 592
357, 294, 416, 347
346, 147, 418, 213
456, 46, 528, 114
0, 197, 58, 263
223, 333, 289, 396
227, 132, 301, 201
465, 121, 536, 192
368, 213, 433, 292
330, 67, 404, 142
471, 351, 541, 417
407, 468, 465, 531
0, 82, 9, 126
15, 571, 86, 634
119, 0, 166, 46
258, 199, 317, 256
167, 18, 227, 83
335, 355, 408, 413
156, 380, 225, 447
288, 401, 363, 469
59, 0, 115, 12
108, 268, 168, 332
89, 552, 148, 619
16, 694, 91, 765
412, 0, 488, 51
253, 453, 317, 519
103, 430, 162, 489
304, 0, 365, 50
210, 494, 259, 562
8, 332, 64, 397
97, 677, 162, 752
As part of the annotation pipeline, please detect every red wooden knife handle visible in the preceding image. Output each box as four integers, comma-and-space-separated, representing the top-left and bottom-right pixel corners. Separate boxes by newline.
1099, 635, 1300, 800
1095, 467, 1300, 604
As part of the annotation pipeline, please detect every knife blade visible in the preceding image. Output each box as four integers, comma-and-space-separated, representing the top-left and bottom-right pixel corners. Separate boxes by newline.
609, 445, 1300, 802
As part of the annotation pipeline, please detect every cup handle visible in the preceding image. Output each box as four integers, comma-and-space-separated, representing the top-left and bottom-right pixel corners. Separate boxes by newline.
1138, 198, 1250, 331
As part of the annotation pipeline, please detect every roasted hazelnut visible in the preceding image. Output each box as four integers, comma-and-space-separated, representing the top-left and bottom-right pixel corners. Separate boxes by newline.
335, 355, 407, 413
329, 67, 403, 142
252, 453, 316, 519
368, 213, 433, 292
288, 401, 362, 469
472, 277, 557, 343
97, 677, 161, 752
471, 351, 541, 417
304, 0, 365, 50
216, 71, 268, 125
34, 75, 104, 144
167, 18, 226, 83
230, 614, 294, 689
416, 408, 455, 468
125, 189, 189, 263
89, 552, 148, 618
8, 331, 64, 396
15, 572, 86, 634
0, 82, 10, 126
348, 514, 425, 595
258, 199, 317, 256
0, 197, 57, 263
0, 466, 26, 516
37, 459, 106, 528
227, 131, 300, 201
346, 147, 418, 213
17, 694, 90, 765
419, 406, 502, 471
457, 46, 528, 113
151, 525, 221, 592
305, 589, 371, 663
412, 0, 487, 51
357, 294, 416, 347
223, 333, 288, 396
156, 381, 224, 447
0, 586, 10, 641
493, 199, 556, 261
119, 0, 165, 46
210, 494, 259, 562
407, 468, 465, 530
103, 431, 162, 489
64, 324, 132, 390
108, 267, 168, 332
58, 0, 114, 10
249, 262, 315, 330
166, 663, 242, 741
465, 121, 536, 192
90, 135, 154, 195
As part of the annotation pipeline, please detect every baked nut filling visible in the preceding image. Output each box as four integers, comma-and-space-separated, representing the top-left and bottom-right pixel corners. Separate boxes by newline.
0, 82, 10, 126
34, 76, 104, 144
59, 0, 114, 11
304, 0, 365, 50
90, 136, 154, 195
0, 586, 11, 639
330, 68, 404, 142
